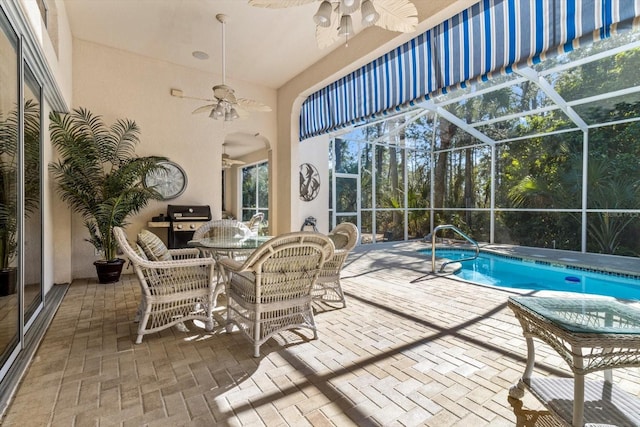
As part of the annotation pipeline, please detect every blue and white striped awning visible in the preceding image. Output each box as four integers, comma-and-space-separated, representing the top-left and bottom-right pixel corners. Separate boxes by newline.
299, 0, 640, 140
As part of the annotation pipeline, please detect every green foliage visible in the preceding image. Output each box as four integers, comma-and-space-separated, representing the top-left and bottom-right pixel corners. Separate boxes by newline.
49, 108, 167, 261
330, 37, 640, 254
241, 162, 268, 221
0, 100, 40, 269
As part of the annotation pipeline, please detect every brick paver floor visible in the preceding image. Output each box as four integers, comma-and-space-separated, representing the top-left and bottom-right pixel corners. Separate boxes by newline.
2, 242, 639, 426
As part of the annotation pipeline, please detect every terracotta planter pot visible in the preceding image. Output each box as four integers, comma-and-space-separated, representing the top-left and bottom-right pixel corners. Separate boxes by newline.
94, 258, 125, 284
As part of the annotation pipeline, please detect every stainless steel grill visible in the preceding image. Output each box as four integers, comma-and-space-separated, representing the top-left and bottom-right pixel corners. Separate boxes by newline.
166, 204, 211, 248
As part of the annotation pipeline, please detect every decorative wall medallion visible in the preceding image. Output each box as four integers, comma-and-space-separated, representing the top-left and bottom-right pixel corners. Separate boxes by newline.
299, 163, 320, 202
144, 160, 187, 200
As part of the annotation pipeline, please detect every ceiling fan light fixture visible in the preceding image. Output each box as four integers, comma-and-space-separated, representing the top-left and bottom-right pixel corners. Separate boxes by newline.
211, 101, 225, 119
361, 0, 379, 26
338, 14, 353, 37
313, 1, 332, 27
249, 0, 417, 49
340, 0, 360, 15
192, 12, 271, 121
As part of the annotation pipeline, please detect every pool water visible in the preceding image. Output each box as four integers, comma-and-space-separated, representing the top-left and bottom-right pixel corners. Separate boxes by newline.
418, 249, 640, 301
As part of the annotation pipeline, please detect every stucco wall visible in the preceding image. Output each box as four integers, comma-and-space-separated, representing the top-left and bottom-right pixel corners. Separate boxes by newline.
48, 0, 73, 285
70, 38, 277, 278
298, 135, 329, 233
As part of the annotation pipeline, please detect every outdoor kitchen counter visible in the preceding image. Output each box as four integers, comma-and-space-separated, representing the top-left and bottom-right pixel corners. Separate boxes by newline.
147, 221, 170, 228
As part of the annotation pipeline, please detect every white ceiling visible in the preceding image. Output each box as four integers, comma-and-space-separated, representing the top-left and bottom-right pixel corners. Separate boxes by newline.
62, 0, 474, 156
64, 0, 346, 89
63, 0, 474, 89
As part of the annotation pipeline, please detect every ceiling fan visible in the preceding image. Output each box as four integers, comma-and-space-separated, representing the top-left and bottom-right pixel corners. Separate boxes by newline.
248, 0, 418, 49
222, 153, 246, 169
222, 143, 246, 169
192, 14, 272, 121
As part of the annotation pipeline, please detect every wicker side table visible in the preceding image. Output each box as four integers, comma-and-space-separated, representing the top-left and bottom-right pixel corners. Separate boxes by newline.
507, 296, 640, 427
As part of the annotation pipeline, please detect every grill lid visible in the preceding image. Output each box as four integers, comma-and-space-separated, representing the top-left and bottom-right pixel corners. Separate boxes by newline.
166, 204, 211, 221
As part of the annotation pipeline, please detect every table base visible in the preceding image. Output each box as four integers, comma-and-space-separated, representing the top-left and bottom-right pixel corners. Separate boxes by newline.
511, 377, 640, 426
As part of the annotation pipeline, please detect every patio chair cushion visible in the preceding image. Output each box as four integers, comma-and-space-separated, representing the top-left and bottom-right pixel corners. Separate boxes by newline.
137, 230, 172, 262
135, 244, 148, 261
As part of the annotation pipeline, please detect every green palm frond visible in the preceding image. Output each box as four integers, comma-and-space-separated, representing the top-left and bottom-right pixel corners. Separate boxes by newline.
0, 99, 40, 268
49, 107, 167, 260
110, 119, 141, 165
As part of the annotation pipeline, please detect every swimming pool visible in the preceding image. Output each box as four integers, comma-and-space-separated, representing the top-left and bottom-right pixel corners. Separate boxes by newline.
418, 249, 640, 301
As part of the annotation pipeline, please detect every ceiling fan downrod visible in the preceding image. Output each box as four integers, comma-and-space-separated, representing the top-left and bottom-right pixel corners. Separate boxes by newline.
216, 14, 227, 85
212, 14, 238, 121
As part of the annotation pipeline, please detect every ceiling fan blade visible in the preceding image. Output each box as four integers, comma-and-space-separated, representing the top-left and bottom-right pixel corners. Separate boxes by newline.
222, 153, 246, 168
234, 107, 251, 118
213, 84, 237, 103
372, 0, 418, 33
248, 0, 316, 8
237, 98, 273, 112
226, 92, 238, 104
192, 104, 215, 114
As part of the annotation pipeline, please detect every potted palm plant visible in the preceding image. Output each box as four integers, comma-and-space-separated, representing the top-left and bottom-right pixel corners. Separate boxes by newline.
0, 100, 40, 295
49, 107, 167, 283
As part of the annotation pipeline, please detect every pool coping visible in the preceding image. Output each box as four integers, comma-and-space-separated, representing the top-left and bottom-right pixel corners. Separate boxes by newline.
419, 244, 640, 281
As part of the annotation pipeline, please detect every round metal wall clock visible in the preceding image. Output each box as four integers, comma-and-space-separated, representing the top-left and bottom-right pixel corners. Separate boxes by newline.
144, 160, 187, 200
299, 163, 320, 202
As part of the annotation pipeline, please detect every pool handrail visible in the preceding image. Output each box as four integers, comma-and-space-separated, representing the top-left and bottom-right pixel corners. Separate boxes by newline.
428, 225, 480, 273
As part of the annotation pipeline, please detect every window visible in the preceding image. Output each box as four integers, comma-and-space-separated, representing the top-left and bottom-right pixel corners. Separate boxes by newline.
240, 161, 268, 228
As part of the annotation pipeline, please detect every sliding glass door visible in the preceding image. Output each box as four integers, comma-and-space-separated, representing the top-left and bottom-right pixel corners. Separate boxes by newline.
23, 66, 43, 328
0, 10, 20, 371
0, 7, 44, 380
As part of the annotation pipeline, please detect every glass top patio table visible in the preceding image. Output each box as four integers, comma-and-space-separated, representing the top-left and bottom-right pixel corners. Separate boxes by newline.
508, 296, 640, 427
509, 296, 640, 335
188, 235, 273, 252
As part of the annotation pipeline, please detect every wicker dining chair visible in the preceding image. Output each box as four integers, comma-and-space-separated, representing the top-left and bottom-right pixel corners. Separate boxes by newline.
193, 219, 254, 261
217, 231, 334, 357
113, 226, 217, 344
312, 222, 359, 308
193, 219, 252, 240
244, 212, 264, 235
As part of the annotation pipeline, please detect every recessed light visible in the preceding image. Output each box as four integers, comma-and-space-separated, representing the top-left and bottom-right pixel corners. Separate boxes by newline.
192, 51, 209, 60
